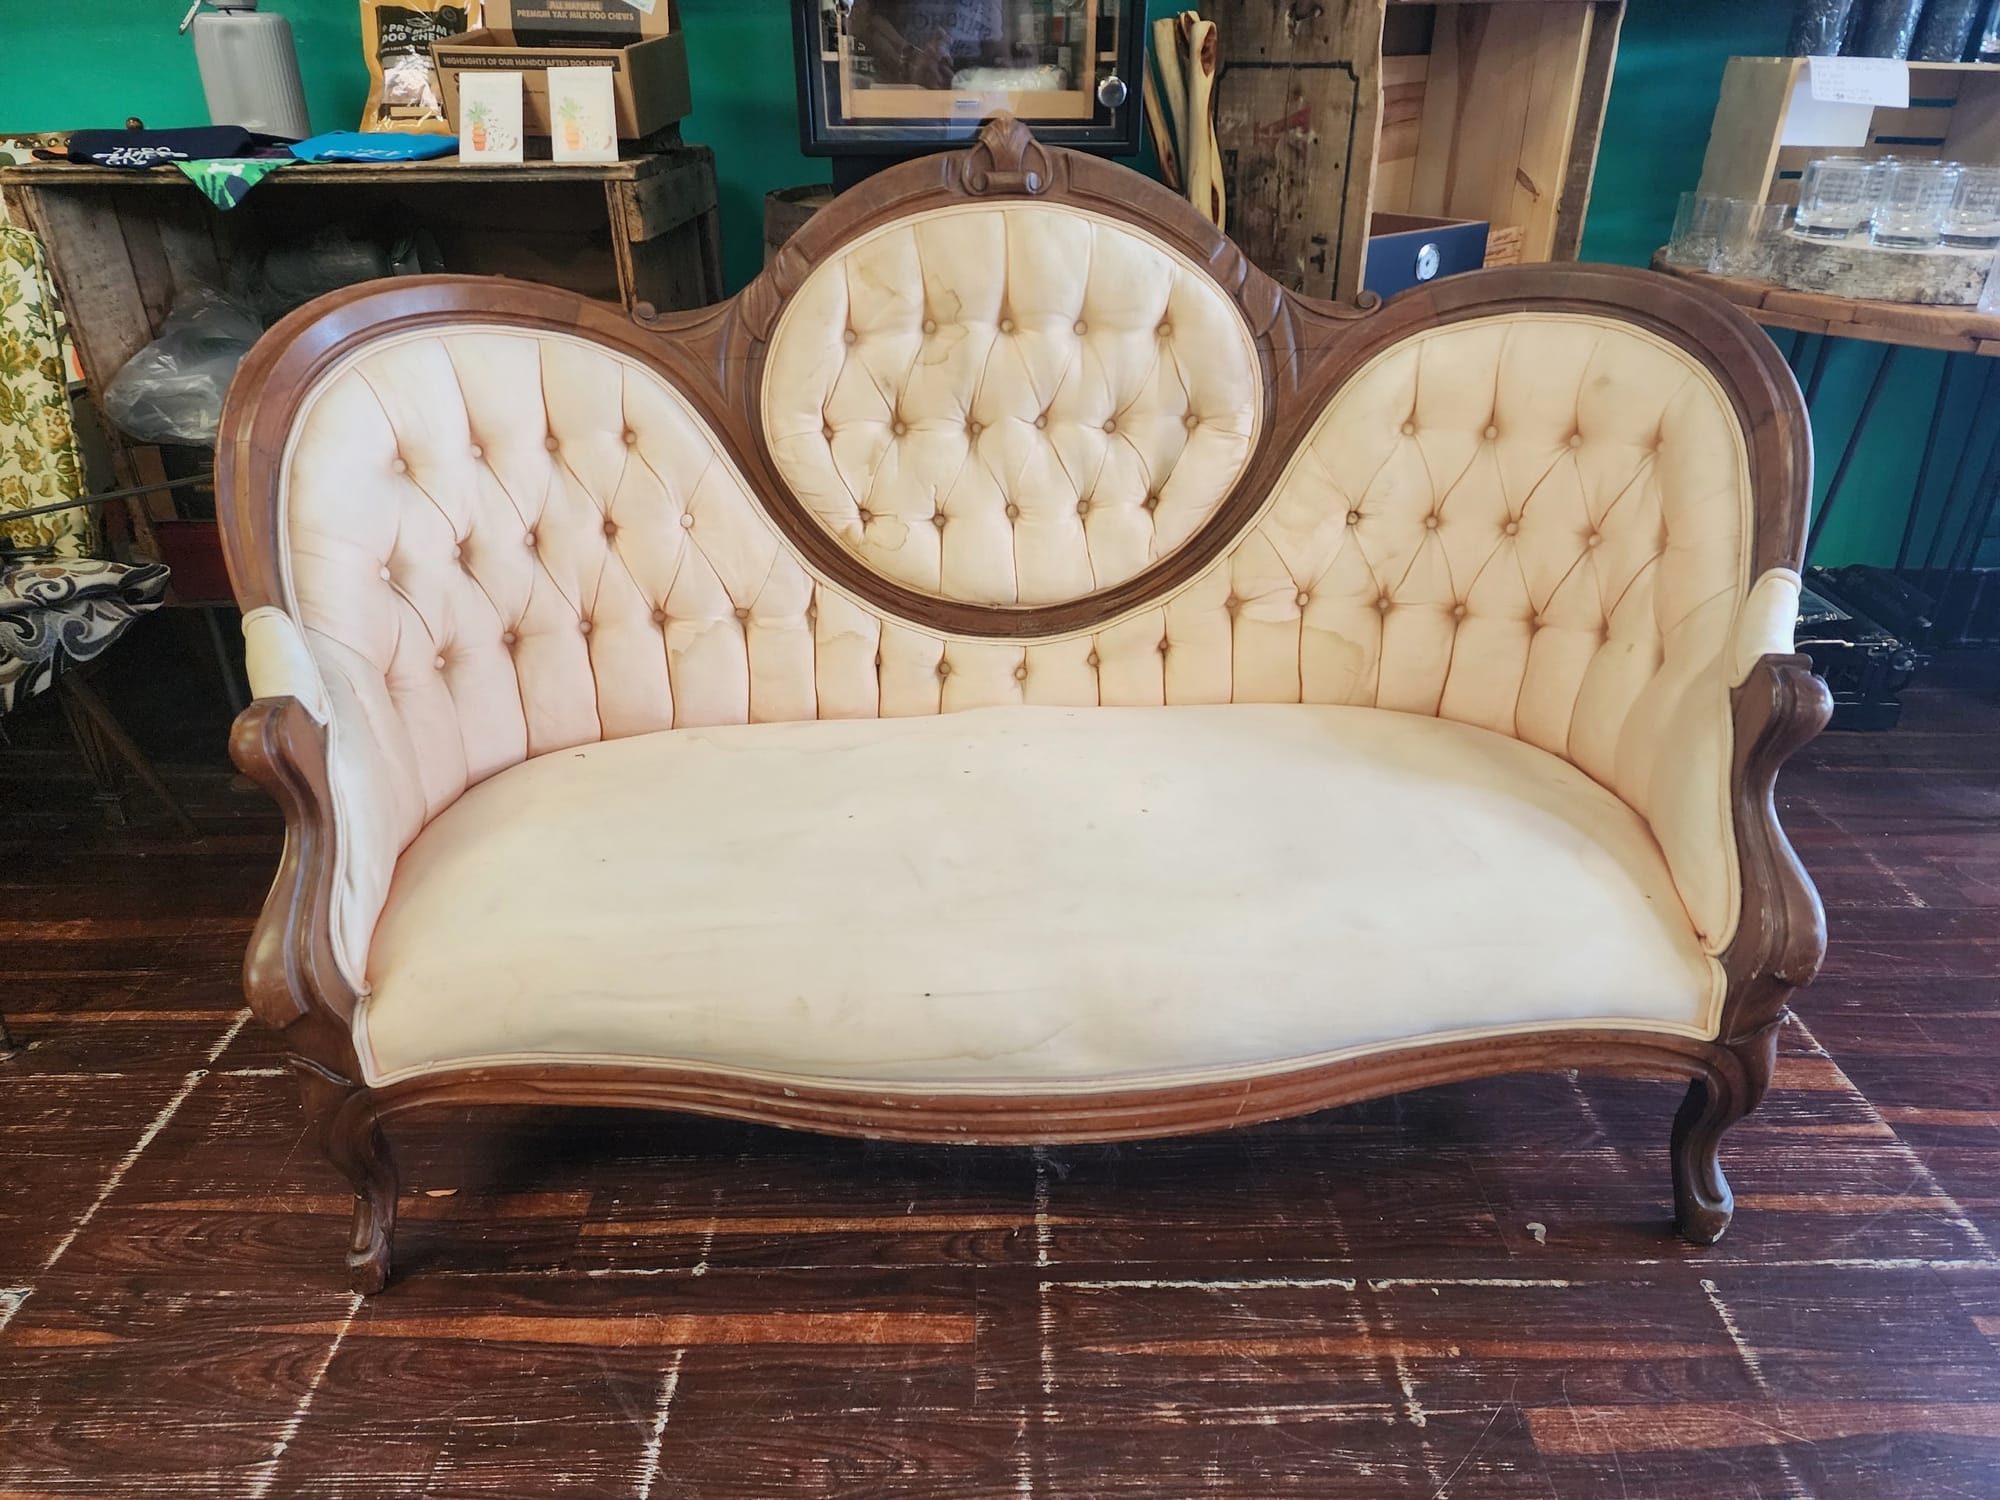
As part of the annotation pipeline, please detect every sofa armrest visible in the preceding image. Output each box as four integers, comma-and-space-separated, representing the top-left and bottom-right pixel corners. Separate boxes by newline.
1731, 570, 1803, 687
1714, 648, 1831, 1044
230, 694, 363, 1057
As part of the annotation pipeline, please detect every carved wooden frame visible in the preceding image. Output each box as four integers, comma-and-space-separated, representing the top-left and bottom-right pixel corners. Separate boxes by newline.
219, 117, 1829, 1293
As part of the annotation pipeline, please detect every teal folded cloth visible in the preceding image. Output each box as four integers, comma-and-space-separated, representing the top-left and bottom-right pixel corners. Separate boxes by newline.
175, 156, 289, 208
289, 131, 459, 162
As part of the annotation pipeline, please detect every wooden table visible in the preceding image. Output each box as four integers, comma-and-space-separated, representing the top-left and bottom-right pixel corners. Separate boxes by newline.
0, 147, 723, 605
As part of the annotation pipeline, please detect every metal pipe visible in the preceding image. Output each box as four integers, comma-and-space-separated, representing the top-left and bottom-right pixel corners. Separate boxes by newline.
0, 472, 213, 528
1806, 343, 1899, 563
1896, 354, 1958, 571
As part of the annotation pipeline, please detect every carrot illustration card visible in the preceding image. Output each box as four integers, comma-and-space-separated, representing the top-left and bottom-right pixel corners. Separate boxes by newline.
457, 71, 524, 164
548, 66, 618, 164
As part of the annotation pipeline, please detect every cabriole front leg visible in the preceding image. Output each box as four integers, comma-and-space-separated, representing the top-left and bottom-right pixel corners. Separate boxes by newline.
296, 1059, 399, 1294
1670, 1025, 1777, 1245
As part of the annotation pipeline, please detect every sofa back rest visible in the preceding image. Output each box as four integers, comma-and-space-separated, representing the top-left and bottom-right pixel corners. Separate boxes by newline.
224, 121, 1807, 986
759, 203, 1263, 608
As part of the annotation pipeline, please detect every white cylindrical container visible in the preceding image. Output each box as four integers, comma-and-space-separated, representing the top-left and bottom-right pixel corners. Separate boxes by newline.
184, 2, 313, 141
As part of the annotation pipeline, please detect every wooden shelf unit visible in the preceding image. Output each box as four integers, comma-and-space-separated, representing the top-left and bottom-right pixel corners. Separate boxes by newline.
1698, 56, 2000, 209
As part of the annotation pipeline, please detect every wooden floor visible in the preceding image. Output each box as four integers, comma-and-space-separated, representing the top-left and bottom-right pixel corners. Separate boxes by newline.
2, 652, 1998, 1497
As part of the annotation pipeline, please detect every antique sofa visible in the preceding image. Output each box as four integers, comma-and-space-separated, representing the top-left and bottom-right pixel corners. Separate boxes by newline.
218, 117, 1829, 1293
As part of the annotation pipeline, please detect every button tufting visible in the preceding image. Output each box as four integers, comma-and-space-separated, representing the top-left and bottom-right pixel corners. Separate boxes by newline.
1483, 425, 1498, 441
1034, 413, 1048, 430
1586, 532, 1602, 548
1534, 614, 1547, 628
1074, 320, 1088, 335
391, 457, 408, 474
1296, 589, 1311, 607
1423, 515, 1440, 530
1076, 499, 1090, 516
1142, 494, 1160, 512
1452, 604, 1467, 619
603, 519, 618, 537
1346, 509, 1361, 526
1157, 321, 1172, 337
936, 660, 951, 677
469, 443, 483, 459
1401, 421, 1416, 436
932, 513, 947, 529
1086, 651, 1101, 667
378, 566, 392, 582
1377, 597, 1392, 612
1503, 521, 1520, 537
734, 606, 750, 621
1225, 594, 1240, 611
451, 544, 463, 561
1183, 414, 1199, 431
1014, 664, 1028, 681
623, 430, 638, 446
433, 655, 445, 671
1157, 638, 1170, 654
544, 436, 559, 452
651, 609, 666, 625
999, 318, 1015, 333
578, 620, 592, 635
680, 513, 694, 529
1102, 418, 1116, 434
1004, 502, 1020, 520
1569, 432, 1584, 448
524, 531, 537, 548
967, 420, 982, 437
821, 424, 834, 441
922, 318, 937, 334
892, 420, 907, 436
501, 631, 517, 646
858, 507, 873, 523
842, 329, 857, 344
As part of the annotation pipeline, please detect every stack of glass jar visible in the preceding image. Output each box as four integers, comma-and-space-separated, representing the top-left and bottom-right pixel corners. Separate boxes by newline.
1794, 157, 2000, 249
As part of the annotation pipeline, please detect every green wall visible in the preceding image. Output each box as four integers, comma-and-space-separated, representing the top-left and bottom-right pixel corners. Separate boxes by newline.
1, 0, 1986, 568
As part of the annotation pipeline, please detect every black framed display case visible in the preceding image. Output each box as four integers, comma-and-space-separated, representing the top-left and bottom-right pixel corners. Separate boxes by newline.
793, 0, 1145, 169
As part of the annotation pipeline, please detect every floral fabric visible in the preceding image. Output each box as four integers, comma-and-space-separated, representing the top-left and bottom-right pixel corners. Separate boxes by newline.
0, 558, 169, 715
0, 224, 91, 558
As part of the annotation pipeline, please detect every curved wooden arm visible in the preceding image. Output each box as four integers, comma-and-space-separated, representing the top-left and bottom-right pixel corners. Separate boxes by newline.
1717, 654, 1832, 1045
230, 696, 364, 1073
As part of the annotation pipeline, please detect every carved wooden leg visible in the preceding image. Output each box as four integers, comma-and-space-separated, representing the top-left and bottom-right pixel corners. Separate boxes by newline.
295, 1060, 399, 1293
1671, 1025, 1779, 1245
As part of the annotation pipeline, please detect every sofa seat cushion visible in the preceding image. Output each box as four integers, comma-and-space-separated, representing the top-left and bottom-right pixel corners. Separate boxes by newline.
357, 704, 1722, 1091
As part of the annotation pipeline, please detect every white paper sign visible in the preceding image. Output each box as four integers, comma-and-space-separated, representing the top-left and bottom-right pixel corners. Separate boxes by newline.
548, 66, 619, 164
458, 71, 525, 164
1780, 76, 1873, 148
1807, 55, 1910, 109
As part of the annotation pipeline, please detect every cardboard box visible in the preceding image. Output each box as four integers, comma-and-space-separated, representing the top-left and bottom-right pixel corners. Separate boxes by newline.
436, 0, 689, 142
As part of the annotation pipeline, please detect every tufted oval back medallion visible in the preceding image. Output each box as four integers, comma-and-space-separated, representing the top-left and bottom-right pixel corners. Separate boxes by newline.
759, 202, 1266, 627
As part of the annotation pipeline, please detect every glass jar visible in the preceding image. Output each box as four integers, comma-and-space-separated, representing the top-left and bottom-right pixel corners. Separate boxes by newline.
1943, 164, 2000, 249
1795, 157, 1880, 239
1870, 160, 1963, 248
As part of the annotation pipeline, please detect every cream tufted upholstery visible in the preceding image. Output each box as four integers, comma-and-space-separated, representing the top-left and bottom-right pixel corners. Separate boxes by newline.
254, 235, 1793, 1074
760, 205, 1262, 606
358, 705, 1718, 1088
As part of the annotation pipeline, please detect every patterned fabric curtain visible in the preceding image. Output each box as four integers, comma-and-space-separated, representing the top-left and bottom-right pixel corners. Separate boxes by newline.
0, 222, 92, 558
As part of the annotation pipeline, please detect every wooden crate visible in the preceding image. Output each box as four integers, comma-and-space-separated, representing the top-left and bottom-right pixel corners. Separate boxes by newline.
1699, 56, 2000, 208
1203, 0, 1621, 302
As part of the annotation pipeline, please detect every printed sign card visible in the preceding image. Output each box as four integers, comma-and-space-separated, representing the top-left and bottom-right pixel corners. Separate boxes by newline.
547, 65, 619, 163
457, 70, 525, 163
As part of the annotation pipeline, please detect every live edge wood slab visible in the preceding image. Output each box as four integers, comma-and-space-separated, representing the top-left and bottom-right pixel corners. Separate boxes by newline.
219, 117, 1830, 1293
